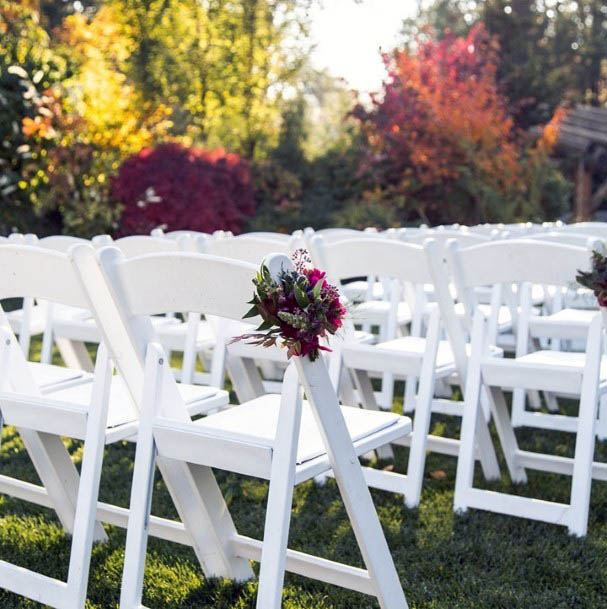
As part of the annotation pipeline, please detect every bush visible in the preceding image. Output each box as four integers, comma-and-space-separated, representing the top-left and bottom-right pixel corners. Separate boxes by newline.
353, 25, 570, 226
248, 160, 302, 233
111, 143, 255, 235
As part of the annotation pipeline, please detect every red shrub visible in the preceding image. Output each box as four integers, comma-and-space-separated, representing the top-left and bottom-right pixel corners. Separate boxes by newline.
111, 142, 255, 235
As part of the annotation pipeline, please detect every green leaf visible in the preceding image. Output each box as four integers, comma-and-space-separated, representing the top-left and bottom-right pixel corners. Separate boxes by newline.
242, 305, 259, 319
256, 319, 274, 331
312, 279, 323, 299
294, 284, 309, 308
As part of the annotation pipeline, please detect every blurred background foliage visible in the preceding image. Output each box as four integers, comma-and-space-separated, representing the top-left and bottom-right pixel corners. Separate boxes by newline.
0, 0, 605, 235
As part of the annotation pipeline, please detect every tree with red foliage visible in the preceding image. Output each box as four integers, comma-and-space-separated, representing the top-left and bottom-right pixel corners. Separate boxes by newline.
111, 143, 255, 235
354, 25, 538, 225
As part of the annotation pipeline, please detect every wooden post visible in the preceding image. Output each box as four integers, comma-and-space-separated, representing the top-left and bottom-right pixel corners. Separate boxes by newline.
575, 158, 593, 221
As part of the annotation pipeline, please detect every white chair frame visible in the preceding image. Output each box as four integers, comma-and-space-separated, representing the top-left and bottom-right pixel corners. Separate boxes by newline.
75, 247, 410, 609
451, 240, 606, 536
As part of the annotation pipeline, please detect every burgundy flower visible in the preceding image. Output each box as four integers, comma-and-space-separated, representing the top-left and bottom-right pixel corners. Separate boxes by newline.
232, 252, 347, 361
305, 268, 326, 287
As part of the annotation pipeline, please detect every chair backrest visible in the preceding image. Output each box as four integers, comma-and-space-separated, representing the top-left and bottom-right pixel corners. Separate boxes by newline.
467, 223, 505, 235
447, 239, 591, 290
71, 246, 259, 419
310, 235, 469, 374
151, 229, 212, 240
403, 229, 491, 250
310, 228, 379, 244
238, 232, 292, 242
555, 222, 607, 238
526, 232, 601, 248
309, 235, 433, 286
202, 235, 294, 265
0, 244, 95, 391
0, 244, 90, 308
446, 239, 592, 345
92, 235, 186, 256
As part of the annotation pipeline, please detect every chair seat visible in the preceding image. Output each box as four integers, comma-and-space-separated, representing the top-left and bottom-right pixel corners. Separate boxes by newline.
344, 336, 501, 378
28, 362, 89, 391
529, 308, 598, 340
454, 303, 512, 330
352, 301, 412, 326
0, 373, 228, 442
354, 330, 376, 344
482, 349, 607, 394
342, 280, 384, 302
518, 350, 607, 378
53, 312, 182, 344
156, 319, 215, 350
152, 395, 411, 479
47, 376, 226, 428
6, 304, 48, 335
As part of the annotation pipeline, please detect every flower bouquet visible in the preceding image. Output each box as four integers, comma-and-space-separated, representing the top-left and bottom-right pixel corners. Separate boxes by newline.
232, 250, 346, 361
576, 249, 607, 307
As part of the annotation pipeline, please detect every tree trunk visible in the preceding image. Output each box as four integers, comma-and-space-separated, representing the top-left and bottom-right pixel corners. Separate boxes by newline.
575, 158, 593, 221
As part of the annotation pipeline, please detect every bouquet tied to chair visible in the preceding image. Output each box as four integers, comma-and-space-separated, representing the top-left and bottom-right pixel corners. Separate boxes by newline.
231, 249, 346, 361
577, 248, 607, 307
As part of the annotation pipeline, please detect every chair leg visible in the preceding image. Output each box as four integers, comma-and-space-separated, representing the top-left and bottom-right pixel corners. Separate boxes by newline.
529, 390, 542, 410
543, 391, 560, 413
19, 429, 107, 542
455, 311, 503, 511
226, 354, 265, 402
380, 372, 395, 410
403, 376, 417, 414
180, 314, 199, 385
40, 325, 54, 365
474, 388, 501, 481
351, 369, 394, 461
339, 367, 358, 407
568, 323, 602, 537
55, 337, 94, 372
403, 370, 434, 508
455, 312, 491, 511
454, 396, 489, 513
597, 394, 607, 441
120, 348, 165, 609
402, 307, 440, 508
568, 391, 598, 536
65, 345, 113, 609
488, 387, 527, 484
511, 387, 526, 427
296, 358, 408, 609
256, 366, 301, 609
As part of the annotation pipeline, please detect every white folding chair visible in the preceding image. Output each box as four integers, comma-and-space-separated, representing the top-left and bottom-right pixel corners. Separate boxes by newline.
37, 235, 215, 384
2, 233, 50, 357
197, 234, 302, 397
448, 239, 604, 433
151, 228, 211, 240
238, 231, 293, 242
73, 246, 411, 609
452, 240, 606, 536
309, 236, 501, 507
0, 244, 135, 608
554, 222, 607, 238
304, 229, 387, 303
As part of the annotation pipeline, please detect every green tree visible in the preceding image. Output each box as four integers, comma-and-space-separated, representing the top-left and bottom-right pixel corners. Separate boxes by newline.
404, 0, 607, 128
117, 0, 312, 157
0, 0, 65, 233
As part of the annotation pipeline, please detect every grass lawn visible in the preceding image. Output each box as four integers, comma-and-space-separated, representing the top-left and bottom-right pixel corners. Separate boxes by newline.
0, 341, 606, 608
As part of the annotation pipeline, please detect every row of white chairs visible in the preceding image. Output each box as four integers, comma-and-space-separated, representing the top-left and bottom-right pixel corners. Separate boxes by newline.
0, 239, 413, 608
0, 225, 605, 608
